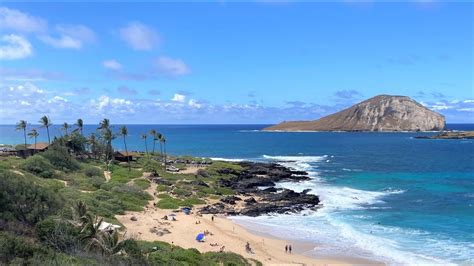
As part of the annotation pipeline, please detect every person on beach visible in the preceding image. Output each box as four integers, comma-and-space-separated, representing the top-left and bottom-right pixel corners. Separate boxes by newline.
211, 215, 214, 222
285, 245, 288, 253
289, 245, 292, 254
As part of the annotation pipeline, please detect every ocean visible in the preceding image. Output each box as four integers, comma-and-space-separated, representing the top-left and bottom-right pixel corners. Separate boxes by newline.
1, 124, 473, 264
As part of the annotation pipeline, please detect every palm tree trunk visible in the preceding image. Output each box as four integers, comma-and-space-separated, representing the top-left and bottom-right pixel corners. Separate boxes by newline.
46, 126, 50, 144
152, 140, 155, 155
34, 136, 37, 155
164, 142, 167, 170
123, 137, 130, 172
23, 129, 27, 150
144, 139, 148, 154
159, 142, 163, 162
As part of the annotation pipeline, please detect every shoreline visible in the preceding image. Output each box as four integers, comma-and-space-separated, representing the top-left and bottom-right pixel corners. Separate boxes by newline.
116, 182, 383, 265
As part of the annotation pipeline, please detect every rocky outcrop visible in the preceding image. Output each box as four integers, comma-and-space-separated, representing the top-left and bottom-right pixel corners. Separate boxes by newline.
415, 131, 474, 139
200, 162, 320, 217
265, 95, 446, 132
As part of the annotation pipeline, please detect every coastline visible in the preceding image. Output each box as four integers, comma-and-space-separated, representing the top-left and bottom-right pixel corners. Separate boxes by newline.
117, 207, 380, 265
116, 182, 382, 265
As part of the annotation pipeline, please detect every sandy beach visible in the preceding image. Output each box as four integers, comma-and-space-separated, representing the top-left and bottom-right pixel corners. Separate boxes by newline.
116, 182, 382, 265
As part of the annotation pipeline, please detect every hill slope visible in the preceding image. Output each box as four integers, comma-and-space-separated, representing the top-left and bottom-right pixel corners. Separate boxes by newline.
264, 95, 446, 132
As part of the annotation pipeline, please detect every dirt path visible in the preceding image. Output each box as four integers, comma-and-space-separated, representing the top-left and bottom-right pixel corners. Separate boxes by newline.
104, 171, 111, 182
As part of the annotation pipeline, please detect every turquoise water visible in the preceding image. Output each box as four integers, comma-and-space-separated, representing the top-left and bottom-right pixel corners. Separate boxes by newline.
1, 124, 473, 264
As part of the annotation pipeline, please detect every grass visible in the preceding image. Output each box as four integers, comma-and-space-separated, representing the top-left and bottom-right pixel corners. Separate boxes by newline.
133, 178, 150, 189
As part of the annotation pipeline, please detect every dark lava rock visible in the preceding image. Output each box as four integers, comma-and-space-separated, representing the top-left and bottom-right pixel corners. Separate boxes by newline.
262, 187, 278, 193
220, 196, 242, 205
244, 197, 257, 204
200, 203, 226, 214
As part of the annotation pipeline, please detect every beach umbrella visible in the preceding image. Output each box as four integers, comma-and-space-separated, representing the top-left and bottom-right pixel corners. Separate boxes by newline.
196, 233, 205, 242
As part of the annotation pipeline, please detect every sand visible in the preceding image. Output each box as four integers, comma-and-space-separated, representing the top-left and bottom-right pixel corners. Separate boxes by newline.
116, 183, 382, 265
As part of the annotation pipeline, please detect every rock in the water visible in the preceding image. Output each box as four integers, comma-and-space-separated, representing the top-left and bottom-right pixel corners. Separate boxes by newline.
264, 95, 446, 132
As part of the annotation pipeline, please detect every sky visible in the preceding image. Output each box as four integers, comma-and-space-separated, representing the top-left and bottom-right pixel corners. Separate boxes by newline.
0, 1, 473, 124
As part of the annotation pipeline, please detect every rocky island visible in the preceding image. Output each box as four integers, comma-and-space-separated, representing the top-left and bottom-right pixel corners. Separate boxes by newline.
415, 131, 474, 139
265, 95, 446, 132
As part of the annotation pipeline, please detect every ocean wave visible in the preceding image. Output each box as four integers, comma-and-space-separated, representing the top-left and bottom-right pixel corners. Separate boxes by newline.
262, 154, 328, 162
209, 157, 246, 162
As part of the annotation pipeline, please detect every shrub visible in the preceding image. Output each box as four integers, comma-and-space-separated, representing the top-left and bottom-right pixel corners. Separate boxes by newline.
83, 166, 102, 177
35, 217, 79, 253
197, 169, 210, 178
41, 145, 80, 172
20, 155, 55, 178
141, 158, 161, 172
0, 232, 40, 263
0, 170, 63, 226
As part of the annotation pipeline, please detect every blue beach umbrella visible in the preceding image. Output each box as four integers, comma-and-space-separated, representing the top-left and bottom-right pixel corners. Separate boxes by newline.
196, 233, 205, 242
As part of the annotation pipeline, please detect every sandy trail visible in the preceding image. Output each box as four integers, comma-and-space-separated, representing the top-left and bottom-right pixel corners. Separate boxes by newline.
116, 182, 375, 265
104, 171, 111, 182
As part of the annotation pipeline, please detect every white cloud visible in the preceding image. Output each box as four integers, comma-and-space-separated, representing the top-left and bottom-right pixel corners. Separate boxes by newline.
188, 99, 202, 108
463, 99, 474, 103
119, 22, 159, 51
171, 93, 186, 103
154, 56, 190, 76
39, 25, 95, 49
0, 7, 47, 33
102, 59, 122, 70
0, 34, 32, 60
51, 95, 68, 102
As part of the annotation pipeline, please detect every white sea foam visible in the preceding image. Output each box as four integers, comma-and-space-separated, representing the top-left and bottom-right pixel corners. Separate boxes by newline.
209, 157, 246, 162
263, 154, 328, 162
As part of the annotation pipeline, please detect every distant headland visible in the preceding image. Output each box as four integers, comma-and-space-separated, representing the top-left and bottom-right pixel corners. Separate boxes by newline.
264, 95, 446, 132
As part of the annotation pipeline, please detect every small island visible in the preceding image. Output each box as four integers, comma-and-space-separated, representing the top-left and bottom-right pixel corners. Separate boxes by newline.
415, 131, 474, 139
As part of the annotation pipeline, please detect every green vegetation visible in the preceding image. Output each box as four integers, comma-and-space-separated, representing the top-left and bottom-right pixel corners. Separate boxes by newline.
3, 116, 255, 265
20, 155, 55, 178
41, 144, 81, 172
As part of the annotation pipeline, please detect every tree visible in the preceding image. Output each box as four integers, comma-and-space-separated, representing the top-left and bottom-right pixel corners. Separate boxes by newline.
156, 133, 163, 160
140, 134, 148, 154
118, 126, 131, 171
16, 120, 27, 150
98, 118, 110, 131
161, 135, 167, 170
75, 118, 84, 135
98, 119, 113, 162
88, 134, 99, 159
28, 129, 39, 154
149, 129, 157, 154
62, 122, 70, 136
39, 116, 52, 144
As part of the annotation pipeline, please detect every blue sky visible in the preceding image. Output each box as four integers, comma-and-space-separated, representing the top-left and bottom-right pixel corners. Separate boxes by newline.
0, 1, 472, 124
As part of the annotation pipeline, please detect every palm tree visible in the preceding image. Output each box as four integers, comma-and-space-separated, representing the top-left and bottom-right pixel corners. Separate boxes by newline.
118, 126, 131, 171
28, 129, 39, 154
98, 118, 110, 131
160, 135, 167, 170
16, 120, 27, 149
75, 118, 84, 135
149, 129, 157, 154
62, 122, 70, 136
39, 116, 52, 144
140, 134, 148, 154
102, 128, 114, 162
88, 134, 98, 159
156, 133, 163, 160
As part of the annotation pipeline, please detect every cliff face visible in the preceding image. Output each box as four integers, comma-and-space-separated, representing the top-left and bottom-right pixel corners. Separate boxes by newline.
265, 95, 446, 132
